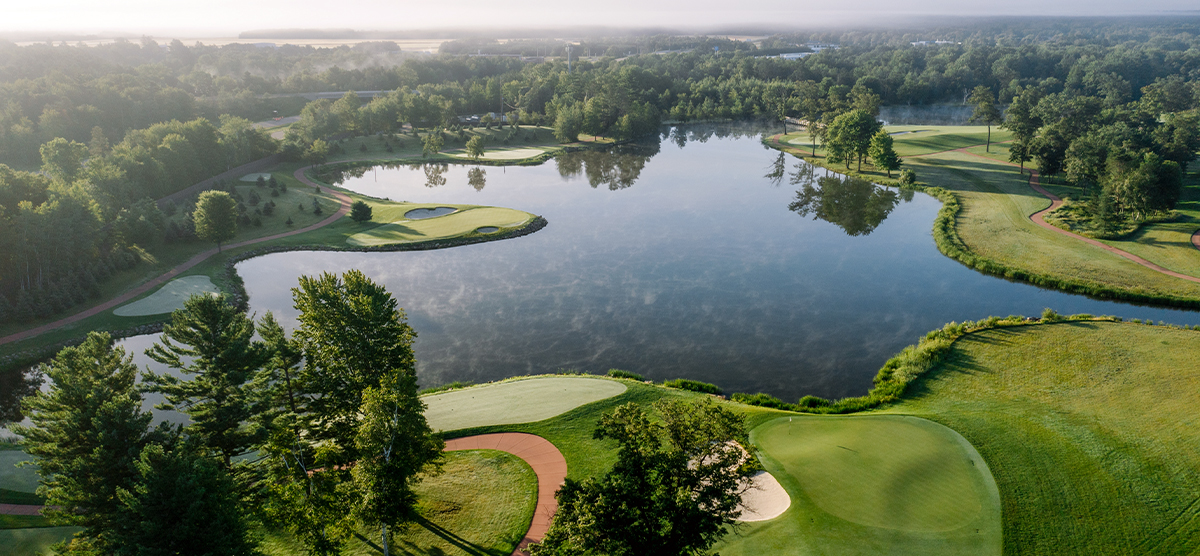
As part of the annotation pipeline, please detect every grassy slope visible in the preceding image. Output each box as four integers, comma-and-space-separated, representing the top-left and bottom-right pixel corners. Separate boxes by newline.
890, 321, 1200, 555
0, 527, 79, 555
773, 127, 1200, 303
262, 450, 537, 556
715, 415, 1000, 556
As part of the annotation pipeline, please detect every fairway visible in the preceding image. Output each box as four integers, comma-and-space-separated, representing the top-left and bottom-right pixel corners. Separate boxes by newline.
781, 125, 1012, 158
239, 172, 273, 182
423, 377, 627, 432
0, 527, 79, 555
112, 275, 220, 317
346, 204, 534, 247
715, 415, 1000, 556
0, 450, 38, 493
895, 321, 1200, 554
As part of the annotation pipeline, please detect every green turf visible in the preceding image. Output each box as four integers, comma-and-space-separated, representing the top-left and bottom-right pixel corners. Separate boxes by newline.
782, 125, 1013, 159
0, 515, 52, 530
346, 205, 534, 247
714, 415, 1000, 556
423, 376, 628, 432
891, 321, 1200, 555
0, 488, 43, 505
261, 449, 536, 556
111, 275, 220, 316
0, 527, 79, 555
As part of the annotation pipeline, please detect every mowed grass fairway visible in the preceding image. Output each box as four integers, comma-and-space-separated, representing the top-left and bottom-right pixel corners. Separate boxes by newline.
261, 449, 536, 556
346, 204, 535, 247
785, 125, 1013, 158
893, 321, 1200, 555
423, 376, 627, 431
715, 415, 1000, 556
112, 275, 220, 316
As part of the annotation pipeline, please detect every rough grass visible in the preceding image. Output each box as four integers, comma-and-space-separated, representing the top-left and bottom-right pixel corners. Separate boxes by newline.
714, 415, 1000, 556
0, 450, 38, 493
346, 205, 534, 247
261, 449, 537, 556
0, 515, 52, 530
891, 321, 1200, 555
423, 376, 628, 432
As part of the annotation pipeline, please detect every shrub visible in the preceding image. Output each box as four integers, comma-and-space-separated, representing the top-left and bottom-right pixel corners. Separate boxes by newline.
350, 201, 372, 223
797, 395, 832, 408
899, 168, 916, 186
606, 369, 645, 381
1041, 307, 1064, 322
662, 378, 722, 395
285, 216, 293, 227
419, 381, 475, 395
731, 392, 792, 410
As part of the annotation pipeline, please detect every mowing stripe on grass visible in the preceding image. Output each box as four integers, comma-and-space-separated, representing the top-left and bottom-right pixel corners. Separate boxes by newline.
423, 377, 627, 432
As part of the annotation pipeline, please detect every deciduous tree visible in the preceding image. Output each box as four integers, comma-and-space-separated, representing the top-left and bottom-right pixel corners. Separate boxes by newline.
193, 190, 238, 251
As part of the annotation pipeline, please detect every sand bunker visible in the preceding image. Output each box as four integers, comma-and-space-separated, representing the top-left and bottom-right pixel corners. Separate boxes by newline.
451, 147, 545, 160
405, 206, 457, 219
113, 276, 219, 317
475, 226, 499, 233
239, 172, 273, 182
737, 470, 791, 521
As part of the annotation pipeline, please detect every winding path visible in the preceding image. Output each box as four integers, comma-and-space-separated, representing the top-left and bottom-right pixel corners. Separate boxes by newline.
0, 167, 351, 347
952, 149, 1200, 285
444, 433, 567, 556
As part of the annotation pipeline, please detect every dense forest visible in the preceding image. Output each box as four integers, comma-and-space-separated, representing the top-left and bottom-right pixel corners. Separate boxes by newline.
1, 18, 1199, 327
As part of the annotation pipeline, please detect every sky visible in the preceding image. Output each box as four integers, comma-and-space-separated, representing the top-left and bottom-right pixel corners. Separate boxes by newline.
3, 0, 1199, 37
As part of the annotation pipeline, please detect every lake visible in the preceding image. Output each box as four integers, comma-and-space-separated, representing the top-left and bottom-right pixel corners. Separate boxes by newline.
122, 124, 1200, 406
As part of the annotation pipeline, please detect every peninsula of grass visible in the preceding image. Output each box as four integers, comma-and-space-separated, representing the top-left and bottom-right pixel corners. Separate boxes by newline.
768, 127, 1200, 307
887, 319, 1200, 555
423, 377, 628, 432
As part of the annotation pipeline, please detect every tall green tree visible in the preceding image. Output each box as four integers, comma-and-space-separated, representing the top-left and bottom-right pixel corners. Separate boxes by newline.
352, 372, 444, 556
144, 293, 267, 468
968, 86, 1003, 152
39, 138, 90, 183
826, 109, 880, 171
14, 332, 153, 553
350, 200, 373, 223
422, 131, 444, 157
553, 102, 584, 143
868, 130, 902, 178
193, 190, 238, 251
465, 135, 485, 159
533, 400, 757, 556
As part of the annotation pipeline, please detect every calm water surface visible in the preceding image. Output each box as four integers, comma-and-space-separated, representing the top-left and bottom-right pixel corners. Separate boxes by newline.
126, 126, 1200, 404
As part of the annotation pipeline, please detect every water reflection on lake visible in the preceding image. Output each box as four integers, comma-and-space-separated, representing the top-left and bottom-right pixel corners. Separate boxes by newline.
108, 124, 1199, 407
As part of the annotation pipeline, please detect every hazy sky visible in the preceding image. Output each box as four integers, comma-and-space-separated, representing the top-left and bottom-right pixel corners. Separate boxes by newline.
4, 0, 1199, 36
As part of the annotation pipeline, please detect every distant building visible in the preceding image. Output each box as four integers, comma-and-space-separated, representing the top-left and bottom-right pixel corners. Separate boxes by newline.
911, 40, 960, 46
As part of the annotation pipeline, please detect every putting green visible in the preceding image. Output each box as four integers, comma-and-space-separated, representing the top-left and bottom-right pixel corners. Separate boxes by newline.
113, 276, 220, 317
422, 377, 627, 432
239, 172, 273, 182
716, 415, 1000, 555
447, 147, 546, 160
346, 205, 533, 247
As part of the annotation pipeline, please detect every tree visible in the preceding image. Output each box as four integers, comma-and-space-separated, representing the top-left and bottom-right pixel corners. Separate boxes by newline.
14, 332, 153, 553
422, 130, 444, 157
193, 190, 238, 251
826, 109, 880, 171
350, 200, 373, 223
465, 135, 485, 159
262, 270, 436, 556
968, 86, 1003, 152
352, 373, 444, 556
144, 293, 267, 468
115, 439, 258, 556
39, 138, 89, 183
306, 139, 329, 166
868, 130, 902, 178
899, 168, 917, 186
532, 399, 756, 556
554, 102, 584, 143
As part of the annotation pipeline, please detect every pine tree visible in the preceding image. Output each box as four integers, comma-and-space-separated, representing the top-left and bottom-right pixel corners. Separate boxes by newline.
13, 333, 153, 552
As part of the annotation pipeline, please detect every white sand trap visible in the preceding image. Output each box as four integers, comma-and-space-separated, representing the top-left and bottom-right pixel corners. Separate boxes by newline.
736, 470, 791, 521
451, 148, 545, 160
239, 172, 273, 182
114, 276, 220, 317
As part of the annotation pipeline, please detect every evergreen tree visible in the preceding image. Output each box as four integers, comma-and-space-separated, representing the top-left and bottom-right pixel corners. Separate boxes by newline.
14, 333, 153, 553
144, 293, 268, 468
350, 200, 373, 223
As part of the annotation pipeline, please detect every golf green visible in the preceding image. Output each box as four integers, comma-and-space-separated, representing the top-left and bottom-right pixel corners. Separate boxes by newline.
113, 275, 220, 317
345, 205, 533, 247
716, 414, 1001, 555
422, 377, 627, 432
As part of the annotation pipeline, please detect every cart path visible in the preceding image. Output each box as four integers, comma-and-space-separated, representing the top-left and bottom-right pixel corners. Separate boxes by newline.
0, 503, 46, 515
0, 167, 351, 347
444, 433, 567, 556
953, 148, 1200, 284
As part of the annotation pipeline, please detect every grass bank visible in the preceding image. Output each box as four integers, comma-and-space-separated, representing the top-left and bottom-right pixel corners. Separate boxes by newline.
888, 320, 1200, 555
768, 126, 1200, 308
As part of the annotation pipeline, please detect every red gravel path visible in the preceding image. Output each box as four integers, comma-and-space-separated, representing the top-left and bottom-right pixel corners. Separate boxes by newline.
444, 433, 567, 556
0, 503, 44, 515
0, 167, 350, 347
